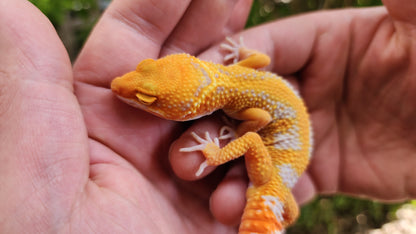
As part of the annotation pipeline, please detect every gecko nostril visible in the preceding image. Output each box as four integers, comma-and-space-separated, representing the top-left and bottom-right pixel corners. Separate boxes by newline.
110, 76, 137, 99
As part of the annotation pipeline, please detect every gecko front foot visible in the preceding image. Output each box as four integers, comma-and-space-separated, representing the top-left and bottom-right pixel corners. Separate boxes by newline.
180, 131, 221, 176
179, 127, 235, 176
179, 131, 220, 152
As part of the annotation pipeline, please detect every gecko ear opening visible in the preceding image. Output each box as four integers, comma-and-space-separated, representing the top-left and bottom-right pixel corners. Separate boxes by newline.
136, 92, 157, 105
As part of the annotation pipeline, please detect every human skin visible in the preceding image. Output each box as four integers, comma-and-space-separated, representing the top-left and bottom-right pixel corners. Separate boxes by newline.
0, 0, 415, 233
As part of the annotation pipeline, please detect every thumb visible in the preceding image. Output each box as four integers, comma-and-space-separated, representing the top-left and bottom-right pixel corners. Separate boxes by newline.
0, 0, 88, 231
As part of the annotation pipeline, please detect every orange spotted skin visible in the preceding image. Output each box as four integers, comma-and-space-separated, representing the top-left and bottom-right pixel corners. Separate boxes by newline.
111, 49, 312, 234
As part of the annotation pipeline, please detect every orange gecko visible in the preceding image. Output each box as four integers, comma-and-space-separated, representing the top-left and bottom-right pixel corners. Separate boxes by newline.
111, 38, 313, 234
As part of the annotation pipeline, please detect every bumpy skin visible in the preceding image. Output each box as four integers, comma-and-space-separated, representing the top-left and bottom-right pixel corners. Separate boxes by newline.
111, 45, 312, 234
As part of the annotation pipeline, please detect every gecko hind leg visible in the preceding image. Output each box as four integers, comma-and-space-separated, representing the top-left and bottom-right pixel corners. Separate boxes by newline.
218, 126, 237, 140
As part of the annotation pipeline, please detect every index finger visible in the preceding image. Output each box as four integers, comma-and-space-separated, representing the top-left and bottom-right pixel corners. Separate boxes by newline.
74, 0, 252, 87
74, 0, 192, 86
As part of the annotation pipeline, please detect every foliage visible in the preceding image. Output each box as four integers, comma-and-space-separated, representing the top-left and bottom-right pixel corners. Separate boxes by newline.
29, 0, 99, 59
288, 195, 403, 234
29, 0, 97, 28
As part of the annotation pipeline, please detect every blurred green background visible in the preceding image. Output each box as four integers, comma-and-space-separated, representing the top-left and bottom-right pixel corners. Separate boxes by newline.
28, 0, 414, 233
28, 0, 384, 61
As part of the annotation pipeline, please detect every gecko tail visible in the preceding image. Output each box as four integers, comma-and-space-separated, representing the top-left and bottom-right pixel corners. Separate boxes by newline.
238, 178, 299, 234
238, 194, 285, 234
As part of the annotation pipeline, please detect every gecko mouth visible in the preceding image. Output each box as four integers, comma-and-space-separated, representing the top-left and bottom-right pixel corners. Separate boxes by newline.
136, 92, 157, 105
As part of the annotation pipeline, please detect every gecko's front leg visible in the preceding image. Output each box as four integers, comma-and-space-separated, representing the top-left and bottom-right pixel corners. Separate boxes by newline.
181, 129, 273, 187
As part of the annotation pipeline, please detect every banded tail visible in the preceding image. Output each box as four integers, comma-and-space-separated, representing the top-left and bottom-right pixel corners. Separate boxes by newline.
238, 173, 299, 234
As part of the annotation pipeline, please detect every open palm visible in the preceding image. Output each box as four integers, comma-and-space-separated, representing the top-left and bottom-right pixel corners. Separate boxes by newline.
1, 0, 416, 233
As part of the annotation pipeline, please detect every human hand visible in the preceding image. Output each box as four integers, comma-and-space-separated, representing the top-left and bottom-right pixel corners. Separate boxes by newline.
81, 0, 416, 229
3, 0, 414, 232
0, 0, 252, 233
199, 0, 416, 204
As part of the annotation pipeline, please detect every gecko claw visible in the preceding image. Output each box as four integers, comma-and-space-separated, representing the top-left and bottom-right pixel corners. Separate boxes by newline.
195, 161, 209, 176
219, 126, 236, 140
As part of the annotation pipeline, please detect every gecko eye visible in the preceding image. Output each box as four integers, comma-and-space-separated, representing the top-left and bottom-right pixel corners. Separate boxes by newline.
136, 92, 157, 105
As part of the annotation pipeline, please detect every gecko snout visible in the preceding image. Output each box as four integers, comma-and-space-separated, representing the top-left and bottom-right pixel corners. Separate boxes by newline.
110, 76, 124, 95
110, 75, 136, 99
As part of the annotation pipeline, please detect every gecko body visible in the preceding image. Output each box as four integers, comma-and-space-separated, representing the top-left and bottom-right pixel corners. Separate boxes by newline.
111, 41, 312, 234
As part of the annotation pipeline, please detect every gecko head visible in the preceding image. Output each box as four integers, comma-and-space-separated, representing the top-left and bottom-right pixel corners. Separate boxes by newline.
111, 58, 160, 107
111, 54, 206, 120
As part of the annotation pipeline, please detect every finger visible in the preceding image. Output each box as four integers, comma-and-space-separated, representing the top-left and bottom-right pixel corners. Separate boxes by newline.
292, 172, 317, 205
74, 0, 193, 86
160, 0, 252, 56
198, 16, 315, 76
200, 8, 387, 94
0, 1, 72, 87
225, 0, 253, 34
210, 162, 247, 226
